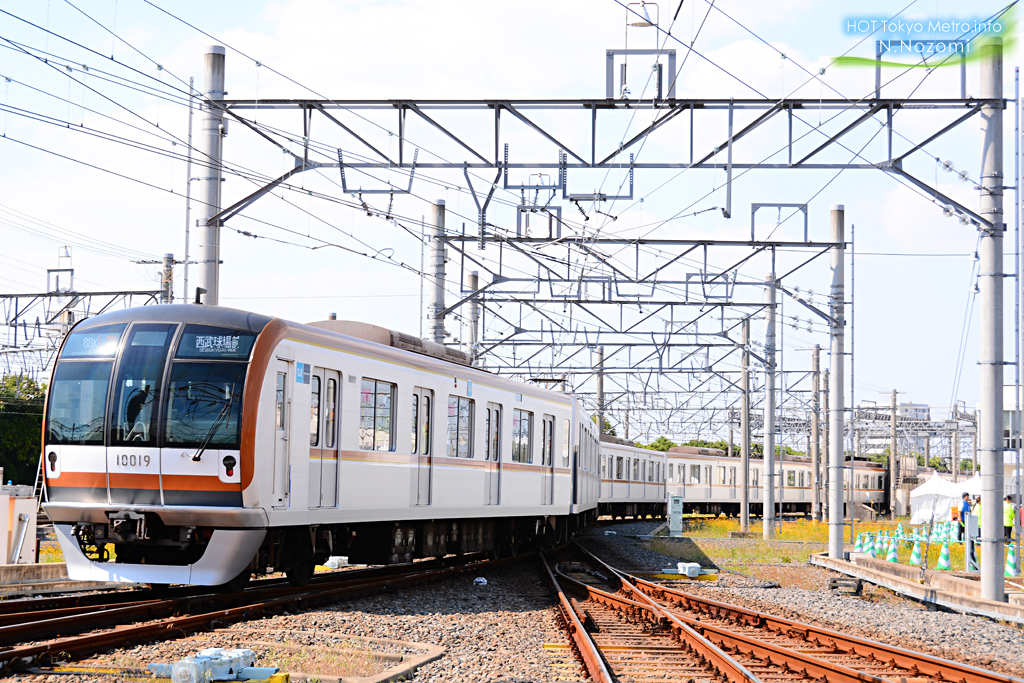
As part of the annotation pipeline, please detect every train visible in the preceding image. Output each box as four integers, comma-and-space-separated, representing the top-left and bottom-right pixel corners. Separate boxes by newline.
42, 305, 609, 588
40, 304, 888, 588
664, 446, 888, 516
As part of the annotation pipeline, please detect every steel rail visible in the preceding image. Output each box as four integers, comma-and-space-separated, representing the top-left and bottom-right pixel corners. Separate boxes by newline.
0, 553, 510, 673
571, 541, 1023, 683
630, 576, 1024, 683
551, 558, 762, 683
538, 553, 614, 683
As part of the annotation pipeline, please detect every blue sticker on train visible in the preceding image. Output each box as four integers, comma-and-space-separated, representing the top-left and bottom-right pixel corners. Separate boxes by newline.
296, 362, 309, 384
467, 380, 472, 396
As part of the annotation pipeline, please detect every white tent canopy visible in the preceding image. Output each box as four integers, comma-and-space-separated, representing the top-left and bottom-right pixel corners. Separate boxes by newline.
909, 474, 966, 524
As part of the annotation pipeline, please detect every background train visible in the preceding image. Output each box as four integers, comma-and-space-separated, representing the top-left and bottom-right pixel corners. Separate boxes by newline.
664, 446, 888, 516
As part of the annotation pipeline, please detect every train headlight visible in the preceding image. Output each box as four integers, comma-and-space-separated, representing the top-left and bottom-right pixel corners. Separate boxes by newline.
222, 455, 237, 477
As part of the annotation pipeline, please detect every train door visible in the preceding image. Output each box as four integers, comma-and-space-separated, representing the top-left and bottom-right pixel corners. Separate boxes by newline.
485, 403, 501, 505
541, 415, 555, 504
308, 368, 339, 508
272, 361, 290, 507
412, 387, 433, 505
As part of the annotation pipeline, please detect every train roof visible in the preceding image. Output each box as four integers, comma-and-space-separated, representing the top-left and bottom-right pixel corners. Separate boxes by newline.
71, 303, 273, 334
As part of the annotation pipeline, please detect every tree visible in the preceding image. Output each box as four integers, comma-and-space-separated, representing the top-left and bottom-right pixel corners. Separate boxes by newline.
591, 416, 616, 437
0, 375, 46, 485
928, 456, 950, 473
638, 436, 677, 451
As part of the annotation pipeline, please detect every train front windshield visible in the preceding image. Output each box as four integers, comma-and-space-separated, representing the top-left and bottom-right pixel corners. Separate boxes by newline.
47, 322, 257, 455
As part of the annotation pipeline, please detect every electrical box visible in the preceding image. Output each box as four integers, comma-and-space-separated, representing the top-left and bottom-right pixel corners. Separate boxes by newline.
668, 496, 684, 536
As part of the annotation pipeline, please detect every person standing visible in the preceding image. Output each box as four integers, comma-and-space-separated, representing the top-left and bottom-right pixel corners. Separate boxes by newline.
959, 492, 971, 541
1004, 495, 1013, 540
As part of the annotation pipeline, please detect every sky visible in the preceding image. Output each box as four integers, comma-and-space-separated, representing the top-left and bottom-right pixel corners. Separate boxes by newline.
0, 0, 1021, 441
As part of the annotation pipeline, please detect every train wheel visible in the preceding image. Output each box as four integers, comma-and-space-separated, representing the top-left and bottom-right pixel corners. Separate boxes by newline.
286, 561, 314, 587
222, 569, 251, 593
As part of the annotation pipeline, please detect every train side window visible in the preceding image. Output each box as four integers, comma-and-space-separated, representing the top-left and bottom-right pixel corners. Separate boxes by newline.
787, 470, 796, 487
729, 467, 736, 486
422, 393, 432, 455
616, 456, 623, 479
512, 409, 533, 463
716, 466, 725, 485
751, 468, 759, 488
486, 403, 501, 461
798, 471, 805, 488
325, 378, 337, 449
704, 465, 711, 485
690, 464, 700, 484
412, 394, 419, 454
360, 378, 395, 451
668, 464, 674, 482
632, 459, 639, 480
542, 415, 555, 466
276, 373, 286, 429
309, 376, 321, 447
447, 395, 474, 458
562, 419, 570, 467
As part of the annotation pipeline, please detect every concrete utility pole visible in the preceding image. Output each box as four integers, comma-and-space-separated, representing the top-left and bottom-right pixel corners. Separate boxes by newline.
822, 368, 830, 519
597, 346, 605, 435
427, 200, 447, 344
763, 273, 777, 540
468, 271, 480, 363
978, 37, 1005, 603
972, 431, 978, 474
182, 77, 195, 304
741, 318, 751, 532
812, 344, 821, 521
161, 254, 174, 304
197, 46, 226, 306
828, 205, 846, 560
925, 436, 931, 469
890, 389, 898, 519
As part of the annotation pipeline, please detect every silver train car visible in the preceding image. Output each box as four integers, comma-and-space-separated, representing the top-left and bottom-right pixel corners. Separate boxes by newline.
42, 306, 604, 587
597, 436, 667, 519
665, 446, 888, 515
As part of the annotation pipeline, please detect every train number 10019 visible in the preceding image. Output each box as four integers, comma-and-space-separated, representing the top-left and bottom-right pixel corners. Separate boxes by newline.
115, 454, 151, 467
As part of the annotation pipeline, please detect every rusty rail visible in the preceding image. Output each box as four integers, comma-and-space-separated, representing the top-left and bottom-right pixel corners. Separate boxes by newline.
551, 558, 763, 683
572, 541, 1024, 683
538, 554, 614, 683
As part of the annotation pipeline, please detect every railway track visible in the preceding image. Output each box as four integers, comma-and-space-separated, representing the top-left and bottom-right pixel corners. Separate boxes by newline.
544, 542, 1024, 683
0, 551, 507, 674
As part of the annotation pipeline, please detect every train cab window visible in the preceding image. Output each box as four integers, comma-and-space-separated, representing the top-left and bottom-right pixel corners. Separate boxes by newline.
486, 403, 501, 461
512, 409, 533, 463
309, 376, 321, 446
448, 396, 474, 458
111, 323, 176, 446
787, 470, 796, 487
276, 373, 286, 429
690, 464, 701, 484
360, 379, 395, 451
542, 415, 555, 466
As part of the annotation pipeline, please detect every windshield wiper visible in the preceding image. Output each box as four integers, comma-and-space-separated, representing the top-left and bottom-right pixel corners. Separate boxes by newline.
192, 396, 234, 462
